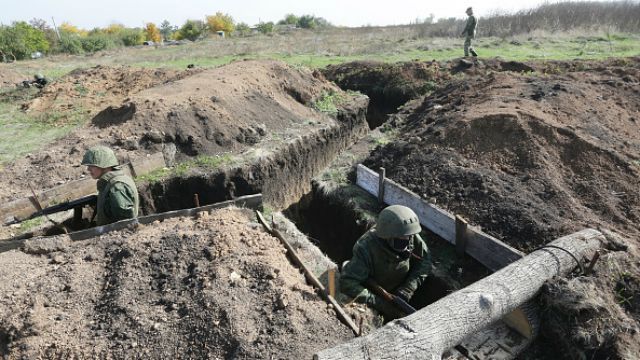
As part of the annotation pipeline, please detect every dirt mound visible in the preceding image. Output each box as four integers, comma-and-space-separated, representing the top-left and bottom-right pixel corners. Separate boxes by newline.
365, 67, 640, 251
0, 67, 26, 88
0, 60, 344, 203
363, 58, 640, 358
0, 208, 353, 358
21, 65, 200, 123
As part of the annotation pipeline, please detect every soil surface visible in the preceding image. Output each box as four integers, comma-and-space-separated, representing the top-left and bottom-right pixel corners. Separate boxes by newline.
0, 66, 27, 88
0, 60, 341, 203
0, 208, 353, 358
361, 57, 640, 358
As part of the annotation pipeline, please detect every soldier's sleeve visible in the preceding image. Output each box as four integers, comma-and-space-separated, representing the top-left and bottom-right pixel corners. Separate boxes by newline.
340, 242, 376, 304
106, 182, 137, 221
397, 234, 432, 296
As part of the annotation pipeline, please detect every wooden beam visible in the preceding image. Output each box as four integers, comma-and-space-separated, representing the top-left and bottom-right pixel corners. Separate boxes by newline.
455, 215, 468, 257
1, 152, 166, 224
356, 164, 524, 271
68, 194, 262, 241
314, 229, 604, 360
377, 167, 386, 205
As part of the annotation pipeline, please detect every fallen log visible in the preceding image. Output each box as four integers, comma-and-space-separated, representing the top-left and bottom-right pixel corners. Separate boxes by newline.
314, 228, 604, 360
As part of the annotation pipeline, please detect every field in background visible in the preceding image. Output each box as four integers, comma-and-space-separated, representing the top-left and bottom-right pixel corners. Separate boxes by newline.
0, 25, 639, 164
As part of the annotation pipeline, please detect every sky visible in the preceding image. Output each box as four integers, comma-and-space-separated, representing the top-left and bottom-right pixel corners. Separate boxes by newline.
0, 0, 616, 29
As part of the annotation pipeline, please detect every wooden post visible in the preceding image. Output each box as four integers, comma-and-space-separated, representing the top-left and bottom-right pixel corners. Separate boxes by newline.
314, 229, 604, 360
455, 215, 468, 257
328, 267, 336, 298
194, 193, 201, 208
73, 206, 83, 225
377, 167, 386, 205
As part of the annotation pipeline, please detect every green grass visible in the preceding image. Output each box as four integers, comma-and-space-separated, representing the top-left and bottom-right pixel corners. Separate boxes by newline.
136, 154, 234, 183
17, 217, 45, 234
0, 89, 88, 165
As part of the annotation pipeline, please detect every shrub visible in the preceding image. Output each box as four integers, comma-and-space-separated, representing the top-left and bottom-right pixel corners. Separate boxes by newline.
145, 23, 161, 43
80, 33, 116, 52
235, 22, 251, 36
256, 21, 274, 34
57, 35, 84, 54
206, 12, 235, 34
120, 28, 144, 46
0, 21, 50, 60
176, 20, 205, 41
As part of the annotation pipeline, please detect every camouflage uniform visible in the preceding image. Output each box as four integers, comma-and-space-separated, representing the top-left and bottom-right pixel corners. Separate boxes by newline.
462, 12, 478, 57
340, 206, 432, 318
94, 170, 139, 226
82, 146, 139, 226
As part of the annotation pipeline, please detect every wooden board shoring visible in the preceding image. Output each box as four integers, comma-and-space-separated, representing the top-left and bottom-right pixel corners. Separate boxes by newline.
68, 194, 262, 241
356, 164, 524, 271
1, 153, 167, 224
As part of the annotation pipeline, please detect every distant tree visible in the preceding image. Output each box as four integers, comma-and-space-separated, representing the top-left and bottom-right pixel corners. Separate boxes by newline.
159, 20, 175, 41
29, 18, 58, 49
278, 14, 299, 26
175, 20, 205, 41
206, 12, 235, 34
104, 23, 126, 36
235, 22, 251, 36
256, 21, 274, 34
297, 15, 318, 29
0, 21, 50, 60
57, 35, 84, 54
144, 23, 161, 43
80, 33, 116, 52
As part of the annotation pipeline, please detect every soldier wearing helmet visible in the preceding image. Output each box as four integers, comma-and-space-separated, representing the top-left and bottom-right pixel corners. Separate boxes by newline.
82, 146, 139, 226
340, 205, 431, 318
462, 7, 478, 57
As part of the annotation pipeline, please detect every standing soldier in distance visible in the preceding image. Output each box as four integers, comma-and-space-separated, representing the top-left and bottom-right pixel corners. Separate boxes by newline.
82, 146, 139, 226
462, 7, 478, 57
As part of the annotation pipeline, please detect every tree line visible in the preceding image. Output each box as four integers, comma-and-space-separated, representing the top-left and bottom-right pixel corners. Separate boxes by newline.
0, 12, 332, 61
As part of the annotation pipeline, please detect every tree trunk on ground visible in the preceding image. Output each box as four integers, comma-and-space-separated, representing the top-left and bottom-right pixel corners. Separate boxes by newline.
314, 228, 604, 360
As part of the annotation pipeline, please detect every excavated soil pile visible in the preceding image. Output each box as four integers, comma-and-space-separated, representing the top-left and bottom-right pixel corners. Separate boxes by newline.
0, 67, 26, 88
0, 208, 352, 358
365, 60, 640, 249
22, 65, 200, 123
0, 60, 342, 202
363, 58, 640, 358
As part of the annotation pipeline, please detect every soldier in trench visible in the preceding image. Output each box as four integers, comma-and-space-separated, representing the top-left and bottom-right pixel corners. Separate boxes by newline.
340, 205, 432, 319
462, 7, 478, 57
82, 146, 139, 226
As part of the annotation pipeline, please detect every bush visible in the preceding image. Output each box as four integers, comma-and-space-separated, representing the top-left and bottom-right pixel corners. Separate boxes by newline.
235, 22, 251, 36
176, 20, 205, 41
256, 21, 274, 34
206, 12, 235, 34
120, 28, 144, 46
0, 21, 49, 60
80, 34, 116, 52
145, 23, 161, 43
57, 35, 84, 54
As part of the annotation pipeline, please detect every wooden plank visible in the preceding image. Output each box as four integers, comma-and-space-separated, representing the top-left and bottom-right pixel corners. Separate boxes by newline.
68, 194, 262, 241
1, 152, 166, 224
377, 167, 386, 204
328, 267, 336, 298
356, 164, 524, 271
455, 216, 468, 257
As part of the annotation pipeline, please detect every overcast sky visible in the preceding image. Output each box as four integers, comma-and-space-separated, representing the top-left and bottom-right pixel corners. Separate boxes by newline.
0, 0, 615, 29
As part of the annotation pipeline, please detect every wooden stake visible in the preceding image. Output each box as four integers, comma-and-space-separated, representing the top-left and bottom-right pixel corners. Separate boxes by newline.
455, 215, 468, 257
377, 167, 386, 205
194, 193, 200, 208
328, 267, 336, 298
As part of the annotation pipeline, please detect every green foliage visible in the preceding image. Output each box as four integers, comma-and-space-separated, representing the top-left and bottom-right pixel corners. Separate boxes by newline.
80, 33, 117, 52
18, 217, 44, 234
56, 35, 84, 54
297, 15, 318, 29
0, 21, 49, 60
312, 91, 348, 116
278, 14, 299, 26
159, 20, 175, 41
256, 22, 275, 34
235, 22, 251, 36
120, 28, 144, 46
176, 20, 206, 41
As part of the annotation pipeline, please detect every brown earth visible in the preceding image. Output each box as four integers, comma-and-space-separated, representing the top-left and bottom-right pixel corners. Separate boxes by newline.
21, 65, 201, 123
0, 207, 354, 358
362, 58, 640, 358
0, 67, 27, 88
0, 60, 341, 203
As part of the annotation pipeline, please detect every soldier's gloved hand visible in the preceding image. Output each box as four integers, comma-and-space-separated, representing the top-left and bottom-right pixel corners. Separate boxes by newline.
394, 288, 412, 302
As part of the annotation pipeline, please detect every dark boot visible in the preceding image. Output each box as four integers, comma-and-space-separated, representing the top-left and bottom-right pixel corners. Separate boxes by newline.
470, 48, 478, 57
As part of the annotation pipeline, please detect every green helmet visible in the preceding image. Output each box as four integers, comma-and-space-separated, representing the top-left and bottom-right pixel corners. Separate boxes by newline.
81, 146, 119, 168
34, 74, 45, 80
375, 205, 421, 239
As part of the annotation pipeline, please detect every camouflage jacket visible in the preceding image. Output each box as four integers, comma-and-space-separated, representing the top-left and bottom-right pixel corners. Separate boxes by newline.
95, 169, 139, 226
340, 229, 431, 308
463, 15, 477, 38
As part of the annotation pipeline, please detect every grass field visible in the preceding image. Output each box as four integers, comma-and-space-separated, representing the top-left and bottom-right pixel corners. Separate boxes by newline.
0, 26, 639, 165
